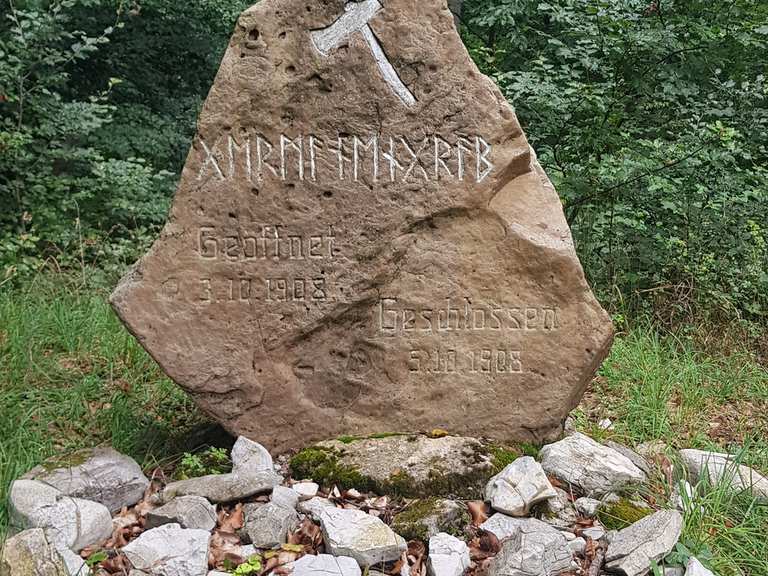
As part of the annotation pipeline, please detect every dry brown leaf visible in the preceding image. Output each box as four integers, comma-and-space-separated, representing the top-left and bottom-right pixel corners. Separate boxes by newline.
467, 501, 488, 526
209, 530, 244, 569
469, 530, 500, 562
391, 551, 409, 575
287, 519, 324, 553
218, 503, 244, 532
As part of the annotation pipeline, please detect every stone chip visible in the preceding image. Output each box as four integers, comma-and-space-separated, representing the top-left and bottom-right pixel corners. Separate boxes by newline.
319, 507, 406, 567
145, 495, 217, 532
605, 510, 683, 576
122, 524, 210, 576
485, 456, 557, 517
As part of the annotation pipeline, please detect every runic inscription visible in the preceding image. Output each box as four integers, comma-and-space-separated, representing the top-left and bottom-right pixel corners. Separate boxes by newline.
197, 132, 494, 184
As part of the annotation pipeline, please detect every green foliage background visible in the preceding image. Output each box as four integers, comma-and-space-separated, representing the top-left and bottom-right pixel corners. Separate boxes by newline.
1, 0, 767, 327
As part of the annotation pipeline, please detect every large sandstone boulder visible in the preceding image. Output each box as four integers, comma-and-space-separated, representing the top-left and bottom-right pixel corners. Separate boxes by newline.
111, 0, 613, 453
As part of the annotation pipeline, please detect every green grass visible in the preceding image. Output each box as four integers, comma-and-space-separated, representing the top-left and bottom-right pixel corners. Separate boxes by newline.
0, 275, 209, 534
573, 325, 768, 575
1, 280, 767, 574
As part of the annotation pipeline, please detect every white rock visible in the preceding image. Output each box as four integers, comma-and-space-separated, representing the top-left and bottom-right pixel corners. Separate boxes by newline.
292, 482, 320, 501
298, 496, 336, 520
159, 459, 281, 504
122, 524, 210, 576
679, 449, 768, 501
0, 528, 70, 576
239, 544, 258, 558
539, 487, 578, 530
58, 547, 92, 576
605, 510, 683, 576
271, 485, 300, 509
568, 537, 587, 555
427, 533, 470, 576
582, 524, 606, 541
231, 436, 274, 475
23, 448, 150, 514
574, 497, 601, 517
479, 514, 529, 541
288, 554, 362, 576
487, 518, 573, 576
664, 567, 685, 576
686, 557, 715, 576
539, 433, 646, 496
146, 495, 217, 532
598, 418, 614, 430
157, 437, 280, 504
319, 507, 407, 567
9, 479, 112, 552
671, 480, 704, 515
485, 457, 557, 516
244, 501, 299, 548
605, 441, 652, 476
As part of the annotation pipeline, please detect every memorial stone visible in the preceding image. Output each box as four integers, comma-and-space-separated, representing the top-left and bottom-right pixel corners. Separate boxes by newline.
112, 0, 613, 453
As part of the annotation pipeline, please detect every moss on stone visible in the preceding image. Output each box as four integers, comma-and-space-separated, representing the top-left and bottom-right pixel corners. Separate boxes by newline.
392, 498, 470, 541
289, 446, 374, 491
40, 449, 92, 472
335, 432, 408, 444
392, 498, 441, 540
598, 497, 653, 530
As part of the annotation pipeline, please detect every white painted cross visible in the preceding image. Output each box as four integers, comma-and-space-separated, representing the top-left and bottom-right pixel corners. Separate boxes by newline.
311, 0, 417, 108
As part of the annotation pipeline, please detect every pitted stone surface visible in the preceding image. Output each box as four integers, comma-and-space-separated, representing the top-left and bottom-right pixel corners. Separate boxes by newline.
9, 480, 112, 552
23, 448, 149, 514
270, 485, 300, 509
319, 507, 406, 567
605, 510, 683, 576
122, 524, 210, 576
485, 456, 557, 516
539, 487, 578, 531
110, 0, 612, 453
539, 433, 646, 496
145, 495, 217, 531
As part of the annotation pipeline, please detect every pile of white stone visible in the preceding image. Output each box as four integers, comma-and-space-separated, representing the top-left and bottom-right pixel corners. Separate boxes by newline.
4, 432, 767, 576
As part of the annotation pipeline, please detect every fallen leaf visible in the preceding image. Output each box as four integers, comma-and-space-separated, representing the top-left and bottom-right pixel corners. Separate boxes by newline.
467, 501, 488, 526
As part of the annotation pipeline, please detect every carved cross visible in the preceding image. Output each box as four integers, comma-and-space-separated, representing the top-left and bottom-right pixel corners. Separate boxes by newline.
311, 0, 417, 108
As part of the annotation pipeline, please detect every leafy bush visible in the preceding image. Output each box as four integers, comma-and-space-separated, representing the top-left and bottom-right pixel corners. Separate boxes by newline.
462, 0, 768, 325
0, 0, 248, 283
